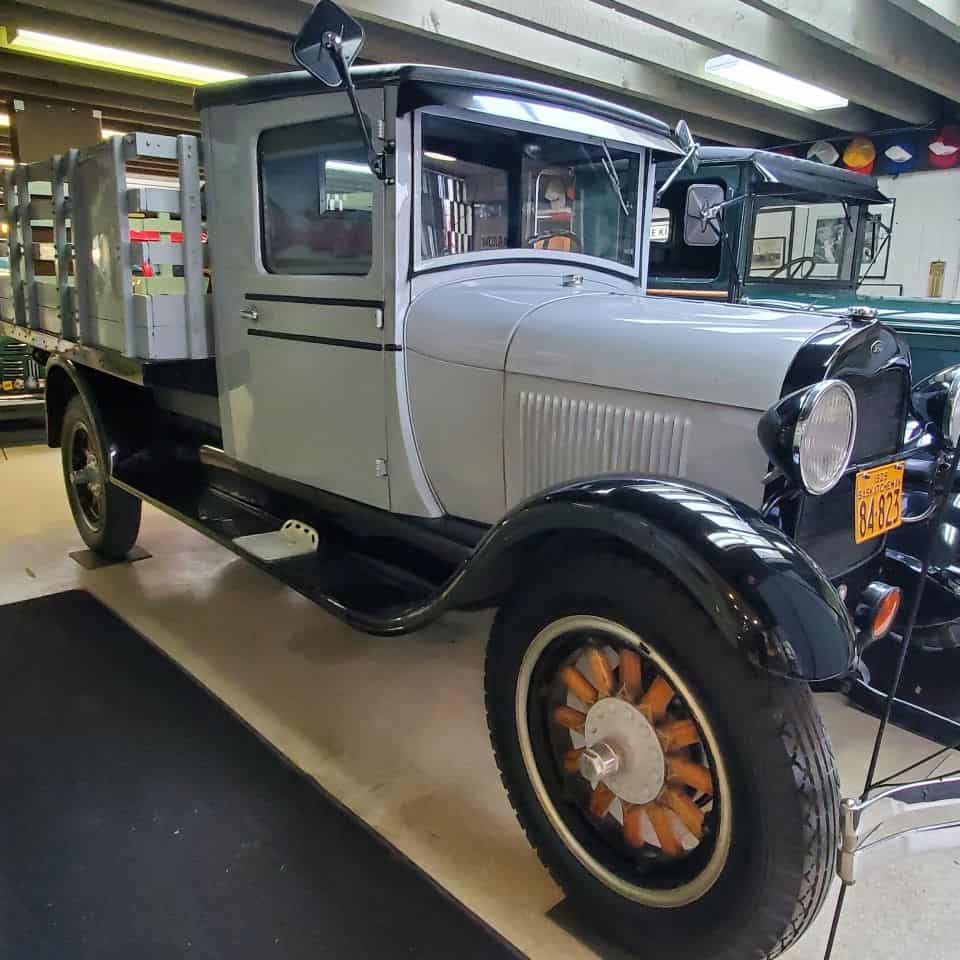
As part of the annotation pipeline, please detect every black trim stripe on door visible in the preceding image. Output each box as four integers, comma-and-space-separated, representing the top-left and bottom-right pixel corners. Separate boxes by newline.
245, 293, 385, 309
247, 329, 401, 351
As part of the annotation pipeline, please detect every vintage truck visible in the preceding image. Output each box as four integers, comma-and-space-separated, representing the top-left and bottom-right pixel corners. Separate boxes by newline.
4, 3, 960, 957
648, 146, 960, 381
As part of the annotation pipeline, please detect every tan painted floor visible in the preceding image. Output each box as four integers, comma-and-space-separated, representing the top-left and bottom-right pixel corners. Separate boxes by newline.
2, 440, 958, 958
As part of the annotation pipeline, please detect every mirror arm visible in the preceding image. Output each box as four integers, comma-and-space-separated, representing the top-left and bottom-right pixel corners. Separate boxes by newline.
655, 143, 697, 202
324, 30, 387, 180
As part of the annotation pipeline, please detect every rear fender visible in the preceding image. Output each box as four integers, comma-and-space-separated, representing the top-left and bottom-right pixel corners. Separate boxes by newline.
44, 357, 150, 469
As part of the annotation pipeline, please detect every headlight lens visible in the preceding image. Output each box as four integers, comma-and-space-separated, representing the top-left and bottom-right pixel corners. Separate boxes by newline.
794, 380, 857, 495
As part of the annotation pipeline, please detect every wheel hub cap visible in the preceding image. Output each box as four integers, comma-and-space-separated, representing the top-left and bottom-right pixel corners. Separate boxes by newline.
583, 696, 665, 805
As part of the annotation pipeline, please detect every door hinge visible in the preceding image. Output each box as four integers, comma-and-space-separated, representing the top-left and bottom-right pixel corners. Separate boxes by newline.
375, 458, 388, 478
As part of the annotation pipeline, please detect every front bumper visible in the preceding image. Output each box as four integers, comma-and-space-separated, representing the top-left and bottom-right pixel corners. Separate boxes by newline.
840, 774, 960, 884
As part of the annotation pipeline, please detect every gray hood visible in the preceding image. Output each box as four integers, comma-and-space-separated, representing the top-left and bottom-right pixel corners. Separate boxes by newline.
406, 275, 828, 411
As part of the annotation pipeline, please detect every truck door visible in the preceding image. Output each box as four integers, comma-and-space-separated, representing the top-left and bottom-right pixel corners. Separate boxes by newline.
203, 88, 389, 509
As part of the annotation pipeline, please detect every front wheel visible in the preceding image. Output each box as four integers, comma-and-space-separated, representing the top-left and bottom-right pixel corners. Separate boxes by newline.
61, 394, 142, 560
485, 554, 839, 960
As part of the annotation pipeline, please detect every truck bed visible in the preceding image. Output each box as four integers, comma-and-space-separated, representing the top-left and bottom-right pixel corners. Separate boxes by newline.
1, 132, 213, 364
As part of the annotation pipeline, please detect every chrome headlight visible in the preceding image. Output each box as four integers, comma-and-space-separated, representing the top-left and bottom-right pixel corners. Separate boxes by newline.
912, 364, 960, 447
758, 379, 857, 495
793, 381, 857, 494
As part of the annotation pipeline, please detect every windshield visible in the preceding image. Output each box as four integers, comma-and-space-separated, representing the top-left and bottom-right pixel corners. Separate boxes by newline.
419, 112, 640, 269
747, 197, 862, 284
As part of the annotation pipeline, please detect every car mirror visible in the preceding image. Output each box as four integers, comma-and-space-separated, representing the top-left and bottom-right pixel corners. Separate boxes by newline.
292, 0, 365, 88
684, 184, 724, 247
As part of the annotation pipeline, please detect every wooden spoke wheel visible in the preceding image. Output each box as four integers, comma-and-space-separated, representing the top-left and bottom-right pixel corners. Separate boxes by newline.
486, 556, 840, 958
516, 615, 731, 905
553, 640, 716, 862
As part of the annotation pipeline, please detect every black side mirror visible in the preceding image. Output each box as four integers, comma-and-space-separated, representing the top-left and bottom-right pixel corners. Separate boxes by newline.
292, 1, 389, 180
292, 0, 365, 87
684, 183, 724, 247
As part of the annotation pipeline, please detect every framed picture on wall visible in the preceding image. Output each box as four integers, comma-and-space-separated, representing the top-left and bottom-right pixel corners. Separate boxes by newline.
813, 217, 847, 264
751, 236, 786, 270
860, 201, 895, 280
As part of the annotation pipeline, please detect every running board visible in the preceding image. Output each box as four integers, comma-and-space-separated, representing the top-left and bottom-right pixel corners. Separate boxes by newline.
234, 520, 319, 562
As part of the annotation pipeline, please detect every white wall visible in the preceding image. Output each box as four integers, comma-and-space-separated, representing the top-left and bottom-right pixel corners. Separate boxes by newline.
864, 168, 960, 299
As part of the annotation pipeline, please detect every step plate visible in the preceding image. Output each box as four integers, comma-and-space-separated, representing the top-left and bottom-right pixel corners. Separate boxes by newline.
233, 519, 319, 562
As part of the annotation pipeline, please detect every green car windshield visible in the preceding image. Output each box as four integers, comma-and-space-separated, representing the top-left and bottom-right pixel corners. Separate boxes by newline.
747, 197, 862, 285
419, 112, 640, 269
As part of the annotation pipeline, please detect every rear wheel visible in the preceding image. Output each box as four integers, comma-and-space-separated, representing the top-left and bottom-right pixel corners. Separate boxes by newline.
61, 394, 141, 560
485, 554, 839, 959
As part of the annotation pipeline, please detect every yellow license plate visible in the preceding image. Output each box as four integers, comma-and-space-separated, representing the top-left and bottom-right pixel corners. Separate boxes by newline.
854, 461, 905, 544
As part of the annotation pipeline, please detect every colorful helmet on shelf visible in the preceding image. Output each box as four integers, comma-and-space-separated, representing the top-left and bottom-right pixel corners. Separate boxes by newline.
875, 134, 922, 175
928, 126, 960, 169
843, 136, 876, 174
806, 140, 839, 165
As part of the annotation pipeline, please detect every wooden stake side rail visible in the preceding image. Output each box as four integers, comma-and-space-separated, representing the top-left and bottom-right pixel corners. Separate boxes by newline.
0, 132, 212, 362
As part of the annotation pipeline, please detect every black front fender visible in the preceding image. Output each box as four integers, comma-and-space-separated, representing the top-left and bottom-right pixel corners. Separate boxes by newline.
437, 476, 855, 681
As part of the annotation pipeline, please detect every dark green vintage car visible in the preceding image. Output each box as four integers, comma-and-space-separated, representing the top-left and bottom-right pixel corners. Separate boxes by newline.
648, 147, 960, 381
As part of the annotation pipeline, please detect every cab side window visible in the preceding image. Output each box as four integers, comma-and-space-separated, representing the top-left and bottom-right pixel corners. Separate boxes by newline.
259, 116, 373, 276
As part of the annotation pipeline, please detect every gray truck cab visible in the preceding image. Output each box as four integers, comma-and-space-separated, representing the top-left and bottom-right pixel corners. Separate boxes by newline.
196, 64, 683, 517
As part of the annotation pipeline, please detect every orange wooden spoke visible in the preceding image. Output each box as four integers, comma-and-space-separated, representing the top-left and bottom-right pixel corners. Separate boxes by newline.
553, 706, 587, 731
622, 803, 645, 846
559, 665, 598, 706
618, 649, 643, 701
645, 802, 683, 857
639, 675, 674, 722
664, 787, 704, 839
667, 757, 714, 795
586, 648, 614, 697
562, 747, 585, 772
657, 718, 700, 751
590, 782, 616, 818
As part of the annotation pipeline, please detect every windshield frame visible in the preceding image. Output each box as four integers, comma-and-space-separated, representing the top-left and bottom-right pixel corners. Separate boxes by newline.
412, 105, 649, 280
742, 192, 867, 291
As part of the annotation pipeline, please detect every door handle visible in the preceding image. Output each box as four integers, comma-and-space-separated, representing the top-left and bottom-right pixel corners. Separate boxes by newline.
240, 304, 260, 324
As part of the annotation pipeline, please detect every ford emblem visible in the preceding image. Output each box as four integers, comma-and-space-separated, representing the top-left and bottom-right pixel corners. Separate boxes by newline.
870, 340, 883, 354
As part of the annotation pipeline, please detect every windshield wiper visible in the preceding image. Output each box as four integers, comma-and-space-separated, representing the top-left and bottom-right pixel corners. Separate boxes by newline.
600, 141, 630, 217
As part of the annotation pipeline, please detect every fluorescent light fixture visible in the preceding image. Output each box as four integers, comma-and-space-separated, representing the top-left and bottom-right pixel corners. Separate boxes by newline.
0, 113, 8, 126
704, 55, 848, 111
101, 128, 124, 140
7, 30, 245, 85
424, 151, 457, 162
0, 157, 14, 167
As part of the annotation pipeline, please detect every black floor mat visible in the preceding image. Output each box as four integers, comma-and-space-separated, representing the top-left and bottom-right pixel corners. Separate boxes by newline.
0, 590, 520, 960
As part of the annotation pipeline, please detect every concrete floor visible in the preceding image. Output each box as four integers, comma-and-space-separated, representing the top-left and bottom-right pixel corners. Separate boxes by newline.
2, 440, 958, 958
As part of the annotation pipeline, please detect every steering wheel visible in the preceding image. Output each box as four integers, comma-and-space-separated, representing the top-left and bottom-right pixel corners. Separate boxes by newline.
527, 229, 581, 253
768, 256, 817, 279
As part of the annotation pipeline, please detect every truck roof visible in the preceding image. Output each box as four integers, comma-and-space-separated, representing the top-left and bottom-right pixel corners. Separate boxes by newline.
195, 63, 682, 155
660, 145, 889, 203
